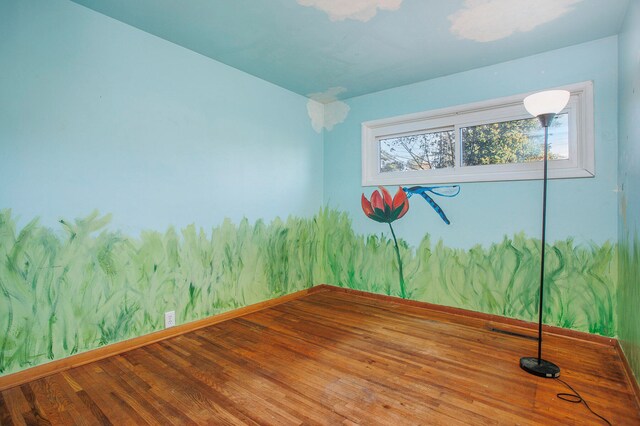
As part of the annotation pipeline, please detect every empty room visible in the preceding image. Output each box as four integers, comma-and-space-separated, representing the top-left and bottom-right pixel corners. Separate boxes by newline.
1, 0, 639, 424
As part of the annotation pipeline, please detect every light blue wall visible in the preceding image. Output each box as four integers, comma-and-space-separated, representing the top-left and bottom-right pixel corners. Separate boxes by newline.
617, 0, 640, 386
323, 37, 619, 249
0, 0, 323, 233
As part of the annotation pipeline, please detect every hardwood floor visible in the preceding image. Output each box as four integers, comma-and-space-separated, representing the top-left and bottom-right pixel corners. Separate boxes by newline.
1, 290, 639, 425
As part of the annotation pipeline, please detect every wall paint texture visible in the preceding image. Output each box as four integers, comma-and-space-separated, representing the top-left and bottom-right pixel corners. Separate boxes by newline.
617, 0, 640, 387
317, 38, 619, 356
0, 0, 323, 235
0, 0, 323, 375
323, 37, 619, 250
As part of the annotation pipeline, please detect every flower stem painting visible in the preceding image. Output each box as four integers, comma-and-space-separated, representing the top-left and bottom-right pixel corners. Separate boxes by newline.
361, 187, 410, 297
361, 185, 460, 298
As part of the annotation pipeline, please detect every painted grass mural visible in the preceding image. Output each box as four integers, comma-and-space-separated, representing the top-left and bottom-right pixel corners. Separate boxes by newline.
0, 210, 323, 375
0, 208, 617, 375
319, 209, 617, 337
618, 232, 640, 383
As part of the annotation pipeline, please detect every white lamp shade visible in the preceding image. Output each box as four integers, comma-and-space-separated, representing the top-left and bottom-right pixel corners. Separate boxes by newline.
523, 90, 570, 117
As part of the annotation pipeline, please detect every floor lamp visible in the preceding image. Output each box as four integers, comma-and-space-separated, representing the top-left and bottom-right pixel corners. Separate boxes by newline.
519, 89, 570, 378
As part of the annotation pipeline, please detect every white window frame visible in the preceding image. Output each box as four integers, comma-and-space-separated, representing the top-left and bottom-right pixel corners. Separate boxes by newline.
361, 81, 594, 186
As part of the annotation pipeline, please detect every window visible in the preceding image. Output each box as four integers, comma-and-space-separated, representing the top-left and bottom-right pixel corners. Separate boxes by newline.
361, 82, 594, 186
379, 128, 455, 172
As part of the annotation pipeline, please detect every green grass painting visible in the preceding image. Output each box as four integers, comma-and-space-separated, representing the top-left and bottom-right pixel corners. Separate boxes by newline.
618, 231, 639, 383
319, 209, 617, 337
0, 208, 617, 375
0, 210, 321, 375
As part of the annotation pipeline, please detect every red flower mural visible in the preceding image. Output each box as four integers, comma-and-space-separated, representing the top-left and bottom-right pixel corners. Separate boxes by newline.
361, 186, 409, 223
361, 186, 409, 298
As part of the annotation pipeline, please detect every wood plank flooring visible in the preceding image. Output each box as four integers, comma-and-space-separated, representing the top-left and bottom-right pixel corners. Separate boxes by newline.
1, 290, 639, 425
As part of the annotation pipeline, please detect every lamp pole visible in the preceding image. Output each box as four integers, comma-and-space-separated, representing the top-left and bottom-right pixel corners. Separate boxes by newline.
519, 91, 570, 379
537, 114, 551, 364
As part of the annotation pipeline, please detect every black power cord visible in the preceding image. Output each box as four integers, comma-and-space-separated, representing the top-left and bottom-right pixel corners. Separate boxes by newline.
555, 377, 612, 425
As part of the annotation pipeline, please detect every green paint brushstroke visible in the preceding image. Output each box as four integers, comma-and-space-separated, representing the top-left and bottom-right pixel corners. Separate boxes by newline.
618, 231, 640, 385
317, 209, 617, 336
0, 208, 618, 376
0, 210, 318, 375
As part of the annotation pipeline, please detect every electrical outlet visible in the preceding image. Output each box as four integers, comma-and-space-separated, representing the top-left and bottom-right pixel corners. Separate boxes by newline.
164, 311, 176, 328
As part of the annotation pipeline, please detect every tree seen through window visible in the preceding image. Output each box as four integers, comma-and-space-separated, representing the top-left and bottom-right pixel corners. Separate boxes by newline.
379, 114, 568, 173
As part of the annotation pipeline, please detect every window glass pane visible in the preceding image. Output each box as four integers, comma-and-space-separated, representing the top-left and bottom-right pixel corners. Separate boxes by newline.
461, 113, 569, 166
379, 129, 455, 173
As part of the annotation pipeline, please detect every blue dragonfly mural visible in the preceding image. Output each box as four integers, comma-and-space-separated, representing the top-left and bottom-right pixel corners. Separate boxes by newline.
402, 185, 461, 225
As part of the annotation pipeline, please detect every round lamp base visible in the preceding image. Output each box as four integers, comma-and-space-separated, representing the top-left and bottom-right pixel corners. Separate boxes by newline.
520, 357, 560, 378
